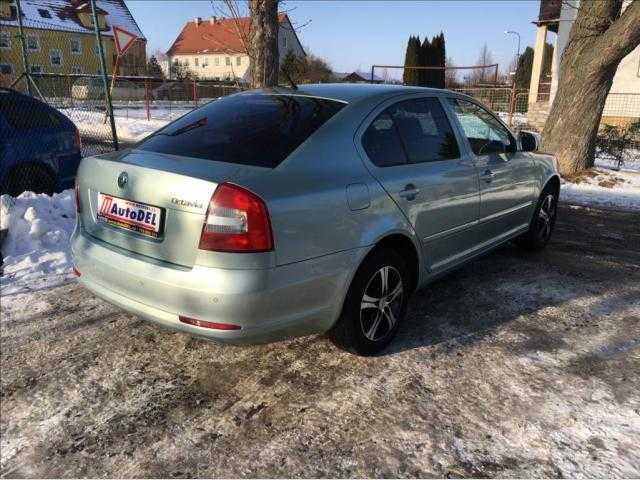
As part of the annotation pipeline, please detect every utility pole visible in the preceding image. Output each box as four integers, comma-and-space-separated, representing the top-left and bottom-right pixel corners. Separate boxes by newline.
90, 0, 118, 150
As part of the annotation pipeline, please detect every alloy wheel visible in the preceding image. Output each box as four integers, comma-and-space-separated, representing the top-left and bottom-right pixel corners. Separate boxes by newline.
360, 266, 404, 342
537, 194, 556, 242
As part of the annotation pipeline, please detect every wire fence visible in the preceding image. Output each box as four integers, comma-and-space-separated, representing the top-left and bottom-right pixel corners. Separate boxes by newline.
1, 12, 122, 195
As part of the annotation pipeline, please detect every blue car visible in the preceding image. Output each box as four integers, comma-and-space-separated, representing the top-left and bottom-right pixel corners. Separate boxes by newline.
0, 88, 82, 196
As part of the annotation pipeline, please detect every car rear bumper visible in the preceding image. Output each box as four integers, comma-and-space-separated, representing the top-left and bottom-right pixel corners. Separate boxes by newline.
71, 228, 364, 344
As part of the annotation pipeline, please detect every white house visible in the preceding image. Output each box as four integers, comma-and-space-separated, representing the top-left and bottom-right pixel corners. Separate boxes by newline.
528, 0, 640, 128
166, 13, 305, 82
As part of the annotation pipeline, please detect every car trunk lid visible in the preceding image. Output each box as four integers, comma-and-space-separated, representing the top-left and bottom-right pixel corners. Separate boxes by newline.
78, 150, 267, 268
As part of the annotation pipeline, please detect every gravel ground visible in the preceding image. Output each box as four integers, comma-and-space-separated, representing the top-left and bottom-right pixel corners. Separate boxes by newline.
1, 205, 639, 478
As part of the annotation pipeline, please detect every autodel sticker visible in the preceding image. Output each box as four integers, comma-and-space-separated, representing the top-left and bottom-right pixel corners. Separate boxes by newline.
97, 193, 162, 237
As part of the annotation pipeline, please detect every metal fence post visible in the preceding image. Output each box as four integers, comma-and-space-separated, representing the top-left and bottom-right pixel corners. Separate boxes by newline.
145, 78, 150, 121
15, 0, 31, 95
192, 79, 198, 108
508, 80, 517, 128
90, 0, 118, 150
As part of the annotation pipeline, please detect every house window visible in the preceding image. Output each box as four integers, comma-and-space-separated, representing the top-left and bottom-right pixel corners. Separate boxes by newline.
71, 66, 82, 74
236, 56, 241, 66
38, 8, 51, 19
194, 57, 199, 67
202, 57, 209, 67
282, 36, 287, 49
26, 35, 39, 51
184, 58, 189, 66
214, 57, 219, 66
50, 48, 62, 67
0, 32, 10, 49
30, 65, 42, 74
0, 63, 13, 75
70, 38, 81, 54
225, 56, 231, 66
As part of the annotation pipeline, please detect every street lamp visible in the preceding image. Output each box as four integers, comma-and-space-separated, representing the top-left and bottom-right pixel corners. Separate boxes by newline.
504, 30, 521, 67
504, 30, 521, 128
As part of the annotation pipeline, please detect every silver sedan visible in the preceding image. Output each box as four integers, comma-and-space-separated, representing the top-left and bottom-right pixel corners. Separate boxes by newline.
72, 84, 559, 355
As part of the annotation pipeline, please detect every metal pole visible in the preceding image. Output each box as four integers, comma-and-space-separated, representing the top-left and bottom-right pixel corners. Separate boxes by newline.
15, 0, 31, 95
192, 79, 197, 108
145, 78, 150, 121
90, 0, 118, 150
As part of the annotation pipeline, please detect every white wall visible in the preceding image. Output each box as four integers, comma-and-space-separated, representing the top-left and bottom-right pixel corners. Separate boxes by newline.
171, 53, 250, 81
551, 0, 640, 116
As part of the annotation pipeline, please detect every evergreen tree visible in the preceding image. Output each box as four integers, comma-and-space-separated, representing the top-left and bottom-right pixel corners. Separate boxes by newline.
146, 55, 164, 78
402, 35, 420, 86
514, 46, 534, 88
419, 37, 432, 87
513, 43, 553, 89
432, 32, 446, 88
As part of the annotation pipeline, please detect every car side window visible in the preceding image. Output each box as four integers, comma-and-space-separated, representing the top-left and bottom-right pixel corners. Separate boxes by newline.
362, 111, 408, 167
391, 97, 460, 163
447, 98, 516, 156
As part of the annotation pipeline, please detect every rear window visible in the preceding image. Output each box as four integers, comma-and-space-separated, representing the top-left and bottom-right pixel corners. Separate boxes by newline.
0, 96, 63, 130
137, 93, 346, 168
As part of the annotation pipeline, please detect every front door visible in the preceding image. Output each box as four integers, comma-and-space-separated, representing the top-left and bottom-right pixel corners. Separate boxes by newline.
446, 98, 536, 245
357, 96, 480, 272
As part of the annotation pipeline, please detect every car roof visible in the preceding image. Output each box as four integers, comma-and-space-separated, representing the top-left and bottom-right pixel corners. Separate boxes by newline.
257, 83, 457, 104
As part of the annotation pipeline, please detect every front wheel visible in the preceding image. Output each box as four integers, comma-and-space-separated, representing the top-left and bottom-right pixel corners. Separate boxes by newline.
517, 187, 558, 251
329, 249, 409, 356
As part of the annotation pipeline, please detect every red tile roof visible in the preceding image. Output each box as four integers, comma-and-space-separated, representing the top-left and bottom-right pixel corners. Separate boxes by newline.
167, 13, 287, 56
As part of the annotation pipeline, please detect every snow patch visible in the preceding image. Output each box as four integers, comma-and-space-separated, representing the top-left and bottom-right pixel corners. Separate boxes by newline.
0, 190, 76, 296
561, 168, 640, 211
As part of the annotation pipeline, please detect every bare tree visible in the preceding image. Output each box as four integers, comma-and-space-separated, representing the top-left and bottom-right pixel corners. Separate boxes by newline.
444, 56, 458, 87
470, 43, 494, 85
541, 0, 640, 176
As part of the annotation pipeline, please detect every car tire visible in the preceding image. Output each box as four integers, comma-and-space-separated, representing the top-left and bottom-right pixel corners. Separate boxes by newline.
517, 185, 558, 251
329, 248, 410, 356
1, 165, 56, 197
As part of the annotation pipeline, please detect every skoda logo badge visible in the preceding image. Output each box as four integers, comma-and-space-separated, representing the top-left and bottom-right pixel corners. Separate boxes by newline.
117, 172, 128, 189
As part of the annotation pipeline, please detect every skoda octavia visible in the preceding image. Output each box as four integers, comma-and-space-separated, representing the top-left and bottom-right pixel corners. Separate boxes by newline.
72, 84, 559, 355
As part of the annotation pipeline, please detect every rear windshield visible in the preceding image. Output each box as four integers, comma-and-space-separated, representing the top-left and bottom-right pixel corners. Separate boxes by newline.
137, 93, 346, 168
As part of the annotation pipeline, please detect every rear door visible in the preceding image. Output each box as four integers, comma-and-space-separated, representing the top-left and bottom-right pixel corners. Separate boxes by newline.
357, 95, 480, 272
445, 98, 536, 245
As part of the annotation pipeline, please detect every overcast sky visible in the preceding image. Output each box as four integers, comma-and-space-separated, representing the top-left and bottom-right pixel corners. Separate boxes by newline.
127, 0, 541, 77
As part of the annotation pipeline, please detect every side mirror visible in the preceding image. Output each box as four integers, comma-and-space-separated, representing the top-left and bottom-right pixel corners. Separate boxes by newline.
518, 131, 539, 152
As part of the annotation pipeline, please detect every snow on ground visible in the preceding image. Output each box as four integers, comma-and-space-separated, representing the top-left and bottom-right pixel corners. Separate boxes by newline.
561, 153, 640, 211
59, 103, 205, 146
59, 108, 179, 144
0, 190, 76, 298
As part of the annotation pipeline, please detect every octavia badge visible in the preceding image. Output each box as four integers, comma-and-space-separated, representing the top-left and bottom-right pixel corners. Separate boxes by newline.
117, 171, 128, 189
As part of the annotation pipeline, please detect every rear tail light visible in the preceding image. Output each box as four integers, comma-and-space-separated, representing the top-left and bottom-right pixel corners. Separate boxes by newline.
74, 178, 81, 213
198, 182, 273, 252
73, 127, 81, 151
179, 315, 241, 330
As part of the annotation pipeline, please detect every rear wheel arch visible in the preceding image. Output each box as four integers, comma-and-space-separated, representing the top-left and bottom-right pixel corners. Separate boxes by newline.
542, 174, 560, 197
0, 162, 56, 196
372, 234, 420, 293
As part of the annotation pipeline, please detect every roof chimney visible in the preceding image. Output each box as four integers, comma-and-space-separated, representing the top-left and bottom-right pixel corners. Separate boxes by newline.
210, 16, 217, 25
194, 17, 202, 26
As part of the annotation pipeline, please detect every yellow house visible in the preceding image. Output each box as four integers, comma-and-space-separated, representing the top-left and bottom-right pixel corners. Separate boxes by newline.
0, 0, 146, 87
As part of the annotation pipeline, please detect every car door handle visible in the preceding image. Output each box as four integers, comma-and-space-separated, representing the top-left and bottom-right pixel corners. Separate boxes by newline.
399, 184, 420, 200
481, 169, 495, 183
